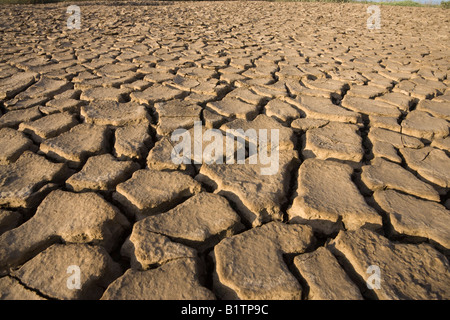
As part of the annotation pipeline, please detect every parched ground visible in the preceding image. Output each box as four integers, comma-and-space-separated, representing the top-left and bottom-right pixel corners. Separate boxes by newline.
0, 1, 449, 300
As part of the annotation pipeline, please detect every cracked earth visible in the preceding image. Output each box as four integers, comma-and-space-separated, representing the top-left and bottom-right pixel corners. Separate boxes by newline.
0, 1, 449, 300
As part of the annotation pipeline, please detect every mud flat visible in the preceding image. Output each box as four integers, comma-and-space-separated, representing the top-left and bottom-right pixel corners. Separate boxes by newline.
0, 1, 449, 300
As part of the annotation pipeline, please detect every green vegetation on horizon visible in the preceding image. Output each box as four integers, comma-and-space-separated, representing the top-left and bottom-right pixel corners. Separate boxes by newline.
0, 0, 448, 9
274, 0, 448, 7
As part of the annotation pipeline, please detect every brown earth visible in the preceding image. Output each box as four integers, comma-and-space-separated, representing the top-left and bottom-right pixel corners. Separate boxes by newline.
0, 1, 449, 300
